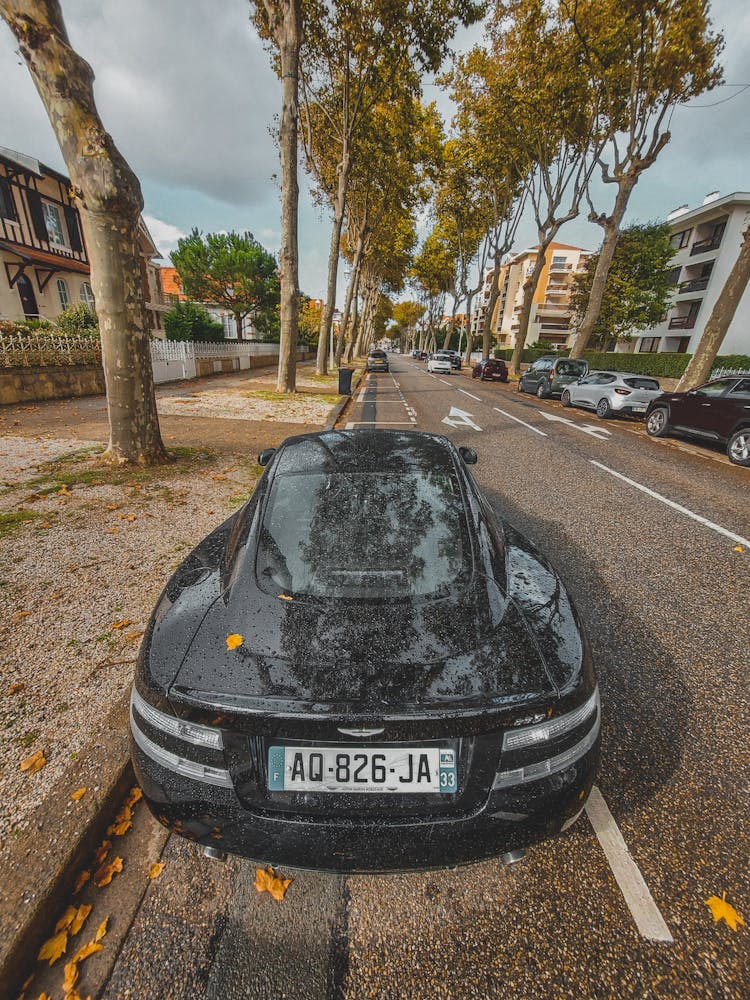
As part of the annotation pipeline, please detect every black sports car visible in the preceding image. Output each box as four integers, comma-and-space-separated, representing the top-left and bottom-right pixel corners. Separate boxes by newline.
131, 430, 600, 872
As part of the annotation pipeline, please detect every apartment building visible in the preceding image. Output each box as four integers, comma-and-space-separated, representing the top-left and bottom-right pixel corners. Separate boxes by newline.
631, 192, 750, 355
0, 146, 166, 334
469, 242, 590, 350
495, 243, 591, 350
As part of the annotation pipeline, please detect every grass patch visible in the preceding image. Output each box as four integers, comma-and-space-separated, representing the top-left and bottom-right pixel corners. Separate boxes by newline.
0, 509, 43, 537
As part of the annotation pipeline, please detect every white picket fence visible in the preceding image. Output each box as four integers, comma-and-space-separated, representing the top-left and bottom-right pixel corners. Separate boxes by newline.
150, 339, 281, 383
710, 366, 750, 378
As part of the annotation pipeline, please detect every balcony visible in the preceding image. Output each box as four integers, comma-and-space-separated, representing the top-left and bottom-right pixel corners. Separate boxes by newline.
690, 235, 722, 256
679, 277, 710, 293
668, 315, 697, 330
549, 262, 573, 272
536, 302, 571, 314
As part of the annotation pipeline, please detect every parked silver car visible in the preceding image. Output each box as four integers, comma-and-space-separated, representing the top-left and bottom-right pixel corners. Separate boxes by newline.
561, 371, 662, 419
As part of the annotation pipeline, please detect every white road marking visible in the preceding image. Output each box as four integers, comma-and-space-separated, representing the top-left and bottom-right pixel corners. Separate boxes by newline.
493, 408, 548, 437
442, 406, 482, 432
439, 378, 452, 385
345, 420, 413, 426
458, 389, 481, 401
344, 422, 354, 430
538, 410, 610, 441
357, 385, 367, 402
585, 786, 674, 943
590, 460, 750, 547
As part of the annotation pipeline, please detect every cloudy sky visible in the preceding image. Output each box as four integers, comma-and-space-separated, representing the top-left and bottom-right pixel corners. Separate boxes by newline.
1, 0, 749, 303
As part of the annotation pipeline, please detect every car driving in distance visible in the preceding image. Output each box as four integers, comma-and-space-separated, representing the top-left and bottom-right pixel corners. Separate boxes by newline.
472, 358, 509, 382
427, 353, 452, 374
130, 429, 600, 872
518, 356, 589, 398
366, 349, 389, 373
561, 371, 662, 419
645, 374, 750, 466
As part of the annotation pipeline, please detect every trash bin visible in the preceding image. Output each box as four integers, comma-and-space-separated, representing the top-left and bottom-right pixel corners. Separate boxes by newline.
338, 367, 354, 395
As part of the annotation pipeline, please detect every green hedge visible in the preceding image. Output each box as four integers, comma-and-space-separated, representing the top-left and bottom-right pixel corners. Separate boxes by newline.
492, 347, 750, 379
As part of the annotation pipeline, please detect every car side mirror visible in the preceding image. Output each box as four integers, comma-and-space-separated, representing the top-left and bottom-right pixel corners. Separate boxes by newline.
687, 389, 698, 396
258, 447, 276, 467
459, 446, 478, 465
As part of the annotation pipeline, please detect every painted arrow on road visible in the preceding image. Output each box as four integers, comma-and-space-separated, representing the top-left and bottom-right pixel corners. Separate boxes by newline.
442, 406, 483, 432
537, 410, 611, 440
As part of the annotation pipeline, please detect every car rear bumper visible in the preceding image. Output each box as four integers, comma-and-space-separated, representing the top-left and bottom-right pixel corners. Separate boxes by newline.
132, 738, 598, 873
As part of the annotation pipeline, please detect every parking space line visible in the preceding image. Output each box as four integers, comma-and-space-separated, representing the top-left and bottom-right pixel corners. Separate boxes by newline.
438, 379, 452, 385
458, 389, 481, 401
493, 407, 548, 437
591, 460, 750, 547
345, 421, 413, 426
585, 786, 674, 943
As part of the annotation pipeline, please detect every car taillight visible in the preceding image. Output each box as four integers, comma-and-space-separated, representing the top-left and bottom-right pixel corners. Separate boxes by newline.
493, 687, 600, 789
614, 388, 631, 395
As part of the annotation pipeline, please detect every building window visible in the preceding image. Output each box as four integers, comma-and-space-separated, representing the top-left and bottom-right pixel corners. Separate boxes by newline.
639, 337, 660, 353
551, 256, 567, 266
676, 337, 690, 353
0, 178, 17, 221
670, 228, 692, 250
42, 201, 66, 246
667, 266, 682, 286
56, 278, 69, 311
710, 220, 726, 243
80, 281, 95, 308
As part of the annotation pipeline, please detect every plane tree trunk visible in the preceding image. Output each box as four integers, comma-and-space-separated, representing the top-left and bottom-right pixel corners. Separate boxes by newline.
1, 0, 167, 464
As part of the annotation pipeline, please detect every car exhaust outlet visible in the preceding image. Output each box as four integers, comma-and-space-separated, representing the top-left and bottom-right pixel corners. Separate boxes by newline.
501, 849, 526, 866
202, 845, 228, 862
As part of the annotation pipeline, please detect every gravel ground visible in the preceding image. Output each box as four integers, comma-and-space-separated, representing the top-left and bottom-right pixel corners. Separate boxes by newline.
157, 382, 341, 424
0, 435, 259, 860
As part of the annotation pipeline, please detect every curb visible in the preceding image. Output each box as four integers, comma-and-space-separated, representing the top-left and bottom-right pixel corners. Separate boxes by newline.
0, 693, 133, 1000
324, 371, 363, 431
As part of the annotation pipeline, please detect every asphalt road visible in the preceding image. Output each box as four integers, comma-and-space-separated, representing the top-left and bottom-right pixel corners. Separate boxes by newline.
74, 355, 748, 999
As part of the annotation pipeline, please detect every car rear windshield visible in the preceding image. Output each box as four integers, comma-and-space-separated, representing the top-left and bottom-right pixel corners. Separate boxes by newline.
256, 471, 472, 600
369, 351, 386, 359
555, 360, 587, 376
624, 377, 660, 391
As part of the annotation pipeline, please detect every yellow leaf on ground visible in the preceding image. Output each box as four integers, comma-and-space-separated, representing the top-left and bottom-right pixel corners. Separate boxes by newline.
254, 866, 292, 902
105, 503, 118, 510
54, 907, 77, 933
212, 474, 228, 481
124, 786, 142, 808
110, 619, 132, 630
70, 787, 87, 801
94, 841, 111, 865
37, 929, 67, 964
34, 994, 50, 1000
94, 918, 108, 942
14, 610, 32, 619
733, 545, 745, 553
73, 940, 103, 963
7, 681, 25, 695
109, 817, 131, 837
63, 958, 79, 993
148, 862, 165, 880
124, 630, 144, 643
207, 509, 214, 515
20, 749, 46, 774
226, 633, 243, 650
706, 892, 745, 931
70, 904, 92, 936
72, 871, 90, 895
93, 856, 123, 887
278, 594, 293, 602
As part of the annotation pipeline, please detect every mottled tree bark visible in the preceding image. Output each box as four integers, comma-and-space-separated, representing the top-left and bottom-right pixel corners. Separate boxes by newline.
316, 150, 350, 375
1, 0, 167, 464
335, 232, 364, 364
570, 176, 637, 359
275, 2, 302, 393
510, 243, 549, 376
676, 225, 750, 390
443, 291, 459, 350
482, 252, 502, 360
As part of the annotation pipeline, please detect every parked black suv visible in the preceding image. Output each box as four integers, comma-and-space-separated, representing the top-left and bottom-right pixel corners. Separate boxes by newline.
518, 356, 589, 398
645, 375, 750, 466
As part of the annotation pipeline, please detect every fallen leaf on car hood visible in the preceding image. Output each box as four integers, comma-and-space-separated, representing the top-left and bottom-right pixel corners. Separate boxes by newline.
706, 892, 745, 931
254, 866, 292, 901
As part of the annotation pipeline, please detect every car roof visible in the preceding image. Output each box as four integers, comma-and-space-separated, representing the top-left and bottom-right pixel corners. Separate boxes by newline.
272, 429, 461, 477
590, 370, 659, 378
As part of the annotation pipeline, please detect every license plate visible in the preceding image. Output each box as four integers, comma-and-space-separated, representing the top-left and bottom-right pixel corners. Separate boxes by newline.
267, 745, 458, 793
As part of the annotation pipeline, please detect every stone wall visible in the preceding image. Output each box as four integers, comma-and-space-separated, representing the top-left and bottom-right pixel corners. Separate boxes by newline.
0, 364, 105, 405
